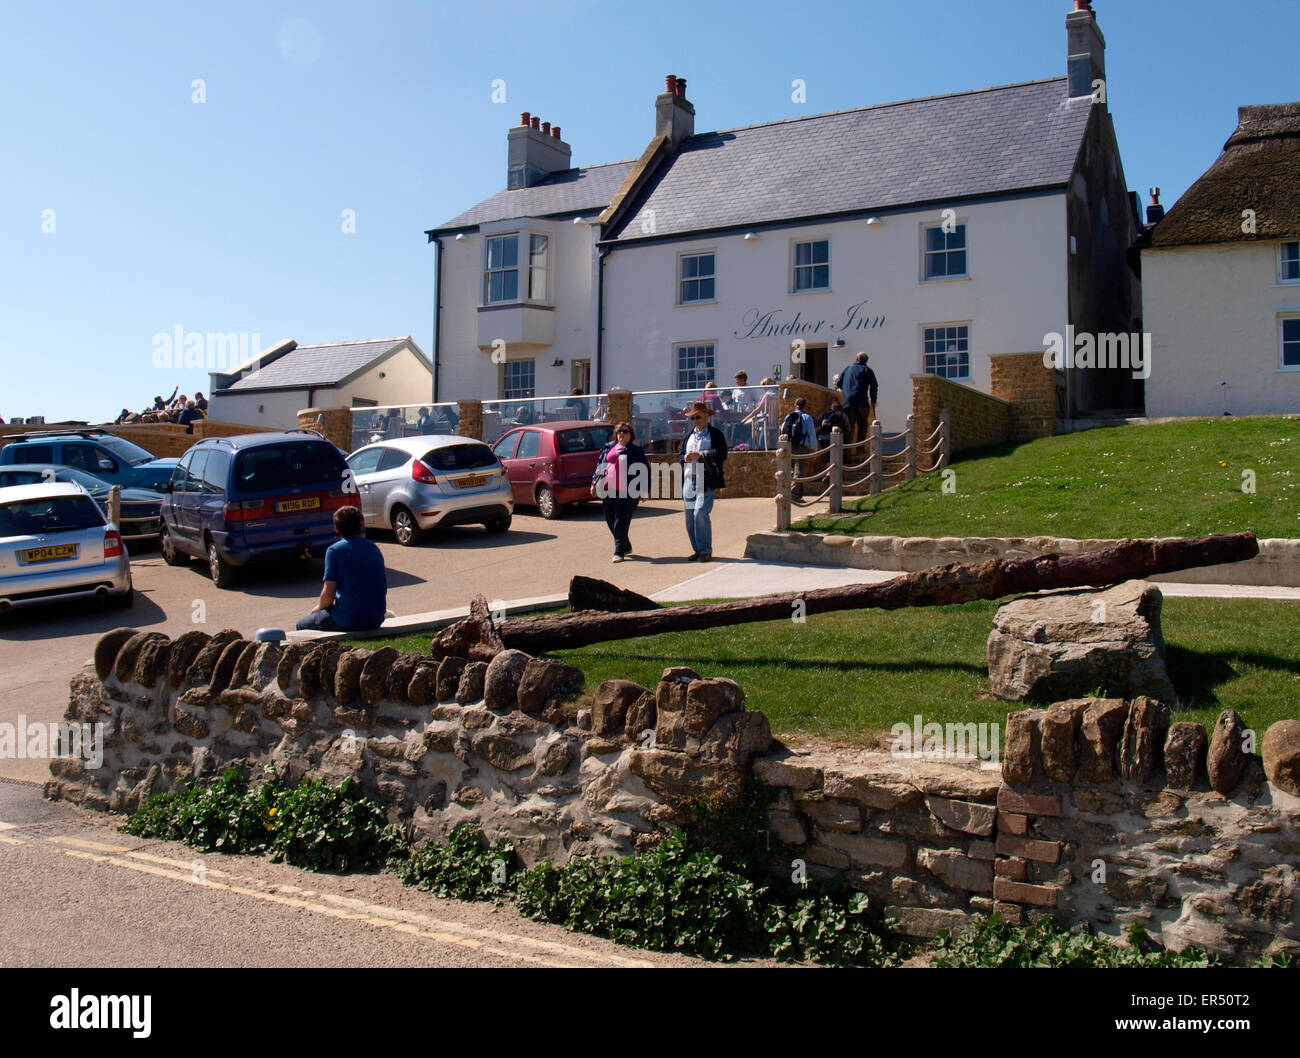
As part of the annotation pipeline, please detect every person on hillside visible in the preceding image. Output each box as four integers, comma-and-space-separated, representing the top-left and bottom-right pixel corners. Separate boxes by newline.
296, 505, 387, 632
114, 408, 132, 424
679, 401, 727, 562
840, 352, 879, 446
590, 421, 650, 562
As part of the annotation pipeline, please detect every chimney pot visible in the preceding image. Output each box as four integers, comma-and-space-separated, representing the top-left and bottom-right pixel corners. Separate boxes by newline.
541, 121, 550, 134
1149, 186, 1160, 204
551, 125, 561, 140
520, 111, 530, 127
1074, 0, 1092, 11
531, 116, 540, 130
676, 77, 686, 97
665, 74, 676, 93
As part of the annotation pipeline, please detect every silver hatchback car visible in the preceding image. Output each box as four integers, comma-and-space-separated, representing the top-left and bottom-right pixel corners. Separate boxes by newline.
345, 435, 513, 545
0, 482, 133, 614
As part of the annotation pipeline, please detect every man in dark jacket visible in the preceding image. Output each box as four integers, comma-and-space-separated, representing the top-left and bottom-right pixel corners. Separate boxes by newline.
839, 352, 879, 446
678, 401, 727, 562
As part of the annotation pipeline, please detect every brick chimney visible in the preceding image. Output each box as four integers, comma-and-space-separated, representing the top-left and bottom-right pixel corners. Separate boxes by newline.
1146, 187, 1165, 227
507, 111, 572, 189
655, 74, 695, 149
1066, 1, 1106, 101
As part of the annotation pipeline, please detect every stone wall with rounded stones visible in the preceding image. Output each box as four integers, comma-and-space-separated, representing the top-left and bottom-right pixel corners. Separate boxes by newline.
46, 628, 773, 865
998, 697, 1300, 963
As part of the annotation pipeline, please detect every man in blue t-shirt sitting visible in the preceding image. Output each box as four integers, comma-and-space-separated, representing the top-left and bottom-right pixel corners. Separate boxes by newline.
296, 506, 388, 632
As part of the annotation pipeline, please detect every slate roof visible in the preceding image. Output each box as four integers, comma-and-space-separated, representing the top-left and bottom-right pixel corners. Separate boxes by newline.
429, 160, 637, 234
606, 77, 1092, 242
1146, 102, 1300, 248
221, 338, 423, 392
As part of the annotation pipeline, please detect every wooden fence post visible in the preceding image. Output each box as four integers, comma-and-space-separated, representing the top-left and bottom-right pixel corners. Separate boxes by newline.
939, 407, 951, 470
776, 436, 791, 531
868, 421, 883, 495
829, 426, 843, 514
904, 413, 917, 481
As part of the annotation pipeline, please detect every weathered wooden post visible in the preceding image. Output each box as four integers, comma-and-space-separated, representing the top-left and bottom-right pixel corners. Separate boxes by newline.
829, 426, 843, 514
904, 413, 917, 481
868, 420, 883, 495
939, 407, 951, 471
776, 435, 792, 531
107, 485, 121, 530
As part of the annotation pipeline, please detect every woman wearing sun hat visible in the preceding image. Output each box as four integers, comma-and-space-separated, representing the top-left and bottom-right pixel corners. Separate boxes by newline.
678, 401, 728, 562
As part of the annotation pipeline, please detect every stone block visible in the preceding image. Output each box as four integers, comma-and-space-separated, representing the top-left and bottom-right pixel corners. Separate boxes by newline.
995, 857, 1028, 881
1119, 695, 1170, 785
753, 755, 824, 791
1207, 709, 1250, 794
1164, 721, 1208, 791
994, 834, 1061, 864
819, 831, 908, 869
1077, 698, 1129, 782
591, 680, 645, 738
1002, 710, 1042, 785
1262, 720, 1300, 796
916, 847, 994, 893
996, 788, 1062, 817
992, 878, 1059, 908
924, 795, 995, 836
1040, 699, 1087, 781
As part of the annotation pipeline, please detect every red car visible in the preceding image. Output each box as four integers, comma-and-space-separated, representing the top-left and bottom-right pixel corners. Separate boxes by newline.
491, 421, 614, 518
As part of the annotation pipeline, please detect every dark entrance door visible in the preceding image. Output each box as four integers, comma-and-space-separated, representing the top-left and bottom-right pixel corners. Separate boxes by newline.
794, 344, 828, 387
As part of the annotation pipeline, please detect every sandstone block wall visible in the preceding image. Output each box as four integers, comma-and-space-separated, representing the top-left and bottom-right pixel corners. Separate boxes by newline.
990, 352, 1058, 441
755, 747, 1001, 940
911, 373, 1010, 455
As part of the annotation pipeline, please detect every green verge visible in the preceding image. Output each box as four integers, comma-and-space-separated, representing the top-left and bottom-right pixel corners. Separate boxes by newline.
362, 597, 1300, 742
795, 417, 1299, 539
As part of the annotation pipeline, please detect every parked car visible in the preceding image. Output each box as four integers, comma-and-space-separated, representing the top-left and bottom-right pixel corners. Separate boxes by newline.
0, 464, 162, 544
0, 429, 178, 491
491, 421, 615, 519
345, 435, 512, 545
159, 431, 350, 588
0, 482, 133, 614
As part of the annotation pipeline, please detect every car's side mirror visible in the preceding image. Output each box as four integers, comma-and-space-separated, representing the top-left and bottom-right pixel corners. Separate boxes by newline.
163, 481, 174, 493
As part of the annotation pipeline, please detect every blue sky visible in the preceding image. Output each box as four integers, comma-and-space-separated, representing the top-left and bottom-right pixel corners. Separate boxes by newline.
1, 0, 1294, 422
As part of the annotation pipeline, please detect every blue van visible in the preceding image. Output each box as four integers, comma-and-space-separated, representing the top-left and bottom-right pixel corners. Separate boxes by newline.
160, 431, 350, 588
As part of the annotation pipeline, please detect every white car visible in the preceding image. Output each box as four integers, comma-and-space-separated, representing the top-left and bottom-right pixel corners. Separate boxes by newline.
0, 482, 133, 614
345, 435, 513, 545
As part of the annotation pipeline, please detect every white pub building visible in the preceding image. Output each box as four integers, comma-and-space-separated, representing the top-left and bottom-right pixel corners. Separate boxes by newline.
427, 1, 1142, 428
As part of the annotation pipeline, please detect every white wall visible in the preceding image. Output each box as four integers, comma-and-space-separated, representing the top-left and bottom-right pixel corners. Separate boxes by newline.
1144, 242, 1300, 417
208, 343, 434, 428
600, 195, 1069, 429
435, 217, 598, 401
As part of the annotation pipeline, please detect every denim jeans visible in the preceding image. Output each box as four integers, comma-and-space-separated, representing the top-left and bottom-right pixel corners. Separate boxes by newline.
296, 608, 341, 631
683, 484, 714, 556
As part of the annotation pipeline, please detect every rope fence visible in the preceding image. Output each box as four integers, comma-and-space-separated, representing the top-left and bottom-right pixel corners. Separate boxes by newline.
775, 409, 951, 530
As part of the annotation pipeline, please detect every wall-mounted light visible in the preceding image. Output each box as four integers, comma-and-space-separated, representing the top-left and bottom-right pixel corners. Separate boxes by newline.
378, 371, 386, 379
866, 217, 882, 227
454, 233, 468, 242
743, 232, 758, 242
551, 357, 564, 367
833, 338, 846, 348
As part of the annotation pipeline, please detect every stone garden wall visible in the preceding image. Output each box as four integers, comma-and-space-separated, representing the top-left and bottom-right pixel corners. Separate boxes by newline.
48, 628, 1300, 958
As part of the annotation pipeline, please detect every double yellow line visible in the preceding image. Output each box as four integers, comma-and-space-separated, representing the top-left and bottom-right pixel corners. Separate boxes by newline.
0, 823, 656, 968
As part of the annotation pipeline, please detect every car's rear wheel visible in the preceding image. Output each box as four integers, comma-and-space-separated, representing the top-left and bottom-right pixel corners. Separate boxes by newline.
207, 540, 238, 589
392, 505, 425, 546
160, 526, 189, 566
484, 514, 511, 533
536, 484, 560, 520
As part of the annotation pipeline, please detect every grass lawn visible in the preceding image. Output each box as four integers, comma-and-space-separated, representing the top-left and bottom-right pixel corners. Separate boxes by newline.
796, 416, 1299, 540
362, 597, 1299, 743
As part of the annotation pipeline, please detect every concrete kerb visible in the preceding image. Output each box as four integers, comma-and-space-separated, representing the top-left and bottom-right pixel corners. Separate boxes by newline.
288, 593, 569, 644
744, 531, 1300, 588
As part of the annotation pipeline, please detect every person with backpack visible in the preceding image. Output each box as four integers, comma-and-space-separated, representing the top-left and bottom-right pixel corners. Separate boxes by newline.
780, 396, 818, 500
